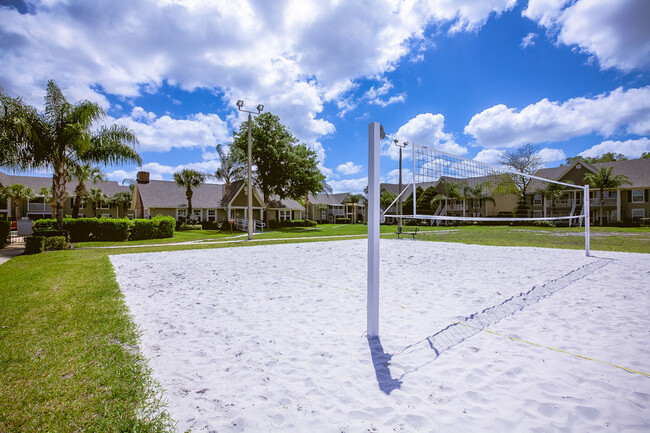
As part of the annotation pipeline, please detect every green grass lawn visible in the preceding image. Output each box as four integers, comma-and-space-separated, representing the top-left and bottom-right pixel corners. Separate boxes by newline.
1, 223, 648, 431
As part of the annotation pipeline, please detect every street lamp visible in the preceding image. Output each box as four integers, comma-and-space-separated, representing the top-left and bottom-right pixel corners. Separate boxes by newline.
237, 100, 264, 240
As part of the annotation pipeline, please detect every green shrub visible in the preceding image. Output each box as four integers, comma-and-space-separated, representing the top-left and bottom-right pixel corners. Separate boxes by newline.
24, 236, 45, 254
34, 218, 132, 242
335, 217, 351, 224
0, 220, 10, 247
33, 229, 70, 243
152, 215, 175, 238
640, 218, 650, 227
532, 221, 556, 228
200, 220, 221, 230
44, 236, 68, 251
33, 219, 57, 230
178, 223, 203, 231
267, 219, 317, 229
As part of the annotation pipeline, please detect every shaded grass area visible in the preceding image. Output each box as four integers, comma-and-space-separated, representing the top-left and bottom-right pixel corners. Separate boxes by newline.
76, 228, 235, 247
0, 250, 175, 432
1, 224, 647, 430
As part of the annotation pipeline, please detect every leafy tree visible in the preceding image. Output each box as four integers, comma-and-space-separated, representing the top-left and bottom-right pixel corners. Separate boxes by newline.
231, 112, 327, 220
564, 152, 628, 166
111, 191, 133, 217
541, 181, 573, 217
213, 143, 246, 201
380, 190, 398, 212
0, 80, 141, 228
432, 181, 465, 212
1, 183, 34, 219
584, 167, 630, 226
500, 144, 543, 202
463, 182, 495, 210
641, 152, 650, 159
69, 163, 104, 218
401, 187, 422, 214
173, 169, 206, 220
346, 193, 365, 223
38, 186, 56, 218
86, 187, 108, 217
0, 91, 42, 168
416, 186, 439, 213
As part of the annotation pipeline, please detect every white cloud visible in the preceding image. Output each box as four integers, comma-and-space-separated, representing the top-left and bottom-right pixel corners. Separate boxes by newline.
524, 0, 650, 71
105, 160, 221, 183
385, 113, 468, 161
464, 86, 650, 148
474, 149, 505, 165
520, 32, 537, 48
328, 177, 368, 194
0, 0, 518, 165
537, 147, 566, 163
383, 168, 414, 185
336, 161, 362, 175
363, 80, 406, 108
110, 109, 231, 152
579, 138, 650, 159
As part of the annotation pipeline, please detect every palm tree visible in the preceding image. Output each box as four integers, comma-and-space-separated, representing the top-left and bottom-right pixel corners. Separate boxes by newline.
69, 163, 104, 218
111, 191, 133, 218
542, 181, 573, 217
0, 80, 141, 228
1, 184, 34, 219
346, 193, 364, 224
38, 186, 56, 218
86, 187, 108, 217
213, 143, 245, 203
584, 167, 630, 225
463, 182, 495, 215
173, 169, 206, 221
380, 190, 398, 212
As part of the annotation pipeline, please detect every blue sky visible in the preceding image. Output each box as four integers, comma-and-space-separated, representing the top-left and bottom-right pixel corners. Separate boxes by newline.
1, 0, 649, 193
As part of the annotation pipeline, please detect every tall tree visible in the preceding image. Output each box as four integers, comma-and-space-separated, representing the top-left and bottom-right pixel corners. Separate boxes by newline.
231, 112, 327, 221
213, 143, 245, 202
173, 169, 206, 221
111, 191, 133, 218
86, 187, 108, 217
0, 91, 42, 168
565, 152, 628, 166
641, 152, 650, 159
583, 167, 630, 226
69, 163, 104, 218
0, 80, 141, 228
1, 184, 34, 219
500, 144, 543, 201
463, 182, 495, 211
38, 186, 56, 218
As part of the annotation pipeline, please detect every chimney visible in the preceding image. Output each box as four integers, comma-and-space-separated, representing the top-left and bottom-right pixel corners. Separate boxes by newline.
136, 171, 150, 184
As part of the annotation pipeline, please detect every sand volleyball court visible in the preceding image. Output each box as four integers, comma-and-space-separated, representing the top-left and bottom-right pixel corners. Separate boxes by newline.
110, 240, 650, 432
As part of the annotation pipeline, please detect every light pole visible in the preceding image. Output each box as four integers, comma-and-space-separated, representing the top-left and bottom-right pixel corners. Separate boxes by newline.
394, 139, 407, 234
237, 100, 264, 240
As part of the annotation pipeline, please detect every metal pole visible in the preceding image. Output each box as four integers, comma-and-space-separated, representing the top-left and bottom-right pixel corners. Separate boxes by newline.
247, 112, 253, 241
584, 185, 590, 256
367, 122, 381, 338
398, 146, 402, 234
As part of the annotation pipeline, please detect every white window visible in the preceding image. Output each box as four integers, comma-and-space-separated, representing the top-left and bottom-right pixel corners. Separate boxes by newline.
631, 209, 645, 219
207, 209, 216, 221
533, 194, 542, 206
101, 213, 111, 218
533, 210, 543, 218
176, 209, 187, 220
193, 209, 202, 219
631, 189, 644, 203
279, 210, 292, 221
98, 202, 110, 209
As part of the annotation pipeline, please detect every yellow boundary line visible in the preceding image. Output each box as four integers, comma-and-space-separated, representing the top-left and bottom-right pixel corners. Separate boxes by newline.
455, 322, 650, 378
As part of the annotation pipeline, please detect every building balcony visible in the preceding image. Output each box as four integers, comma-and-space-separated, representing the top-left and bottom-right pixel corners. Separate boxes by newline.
28, 202, 50, 212
589, 198, 616, 207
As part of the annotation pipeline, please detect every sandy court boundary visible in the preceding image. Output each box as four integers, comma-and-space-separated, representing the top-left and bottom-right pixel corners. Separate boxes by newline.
110, 240, 650, 432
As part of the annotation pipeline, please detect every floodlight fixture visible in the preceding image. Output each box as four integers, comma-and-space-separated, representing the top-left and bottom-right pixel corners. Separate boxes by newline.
256, 104, 264, 113
236, 100, 244, 109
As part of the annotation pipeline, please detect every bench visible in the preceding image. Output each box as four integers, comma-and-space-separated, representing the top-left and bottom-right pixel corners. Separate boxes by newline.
396, 227, 419, 239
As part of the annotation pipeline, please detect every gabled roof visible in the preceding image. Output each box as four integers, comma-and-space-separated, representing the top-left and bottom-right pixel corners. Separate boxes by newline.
136, 180, 225, 209
0, 171, 129, 196
534, 158, 650, 189
307, 192, 350, 205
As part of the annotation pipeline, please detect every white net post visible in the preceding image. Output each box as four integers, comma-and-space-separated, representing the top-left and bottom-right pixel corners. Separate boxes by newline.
584, 185, 590, 256
367, 122, 381, 338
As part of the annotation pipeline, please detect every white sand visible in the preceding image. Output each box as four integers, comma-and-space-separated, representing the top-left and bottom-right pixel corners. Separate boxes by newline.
110, 240, 650, 432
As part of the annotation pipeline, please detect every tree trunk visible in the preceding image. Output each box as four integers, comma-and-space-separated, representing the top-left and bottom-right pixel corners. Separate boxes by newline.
53, 161, 67, 229
599, 189, 604, 226
13, 199, 21, 220
50, 202, 56, 218
186, 189, 193, 220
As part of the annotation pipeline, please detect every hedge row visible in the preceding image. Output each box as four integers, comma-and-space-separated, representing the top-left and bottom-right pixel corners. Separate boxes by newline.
24, 235, 68, 254
33, 216, 175, 242
267, 219, 318, 229
0, 220, 10, 248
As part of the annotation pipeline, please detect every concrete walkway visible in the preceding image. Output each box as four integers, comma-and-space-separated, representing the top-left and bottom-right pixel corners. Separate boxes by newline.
0, 242, 25, 266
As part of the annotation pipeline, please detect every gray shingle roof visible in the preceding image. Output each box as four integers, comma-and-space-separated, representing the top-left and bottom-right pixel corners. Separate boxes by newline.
0, 171, 129, 196
307, 192, 349, 205
137, 180, 225, 209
